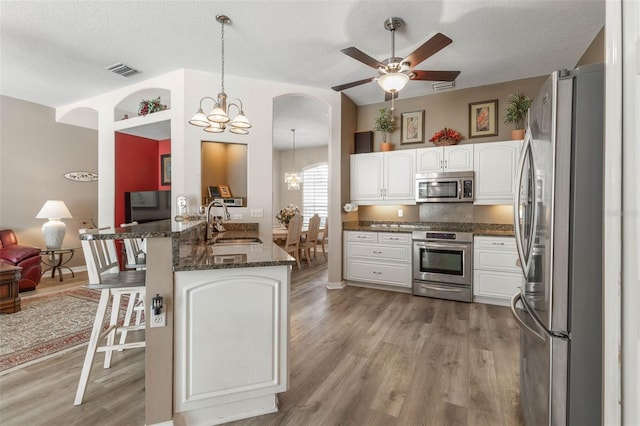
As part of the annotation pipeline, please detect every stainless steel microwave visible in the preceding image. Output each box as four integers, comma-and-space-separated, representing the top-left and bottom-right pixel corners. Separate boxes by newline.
415, 171, 474, 203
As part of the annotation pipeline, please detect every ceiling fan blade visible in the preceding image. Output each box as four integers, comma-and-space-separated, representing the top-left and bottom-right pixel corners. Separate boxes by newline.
331, 77, 376, 92
411, 70, 460, 81
384, 91, 399, 102
403, 33, 453, 68
341, 47, 384, 69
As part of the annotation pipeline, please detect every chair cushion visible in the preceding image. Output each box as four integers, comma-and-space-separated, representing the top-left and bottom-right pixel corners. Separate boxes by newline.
0, 245, 41, 264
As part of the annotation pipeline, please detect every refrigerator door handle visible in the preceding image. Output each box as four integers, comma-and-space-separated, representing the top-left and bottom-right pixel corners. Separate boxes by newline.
510, 292, 546, 342
513, 129, 532, 275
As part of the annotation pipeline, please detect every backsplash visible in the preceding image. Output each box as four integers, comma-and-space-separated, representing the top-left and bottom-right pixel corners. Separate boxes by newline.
355, 204, 513, 224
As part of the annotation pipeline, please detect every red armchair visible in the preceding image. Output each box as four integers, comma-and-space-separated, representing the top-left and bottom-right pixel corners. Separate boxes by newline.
0, 229, 42, 291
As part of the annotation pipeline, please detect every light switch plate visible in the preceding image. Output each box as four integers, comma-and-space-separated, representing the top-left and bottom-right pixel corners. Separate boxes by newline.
250, 209, 264, 218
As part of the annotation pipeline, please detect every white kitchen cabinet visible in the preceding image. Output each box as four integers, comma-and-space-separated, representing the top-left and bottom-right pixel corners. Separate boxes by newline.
416, 145, 474, 173
343, 230, 412, 291
473, 236, 525, 306
350, 150, 416, 204
473, 140, 522, 205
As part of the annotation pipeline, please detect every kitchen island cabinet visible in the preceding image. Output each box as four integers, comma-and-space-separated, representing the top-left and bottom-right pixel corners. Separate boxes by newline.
79, 221, 295, 426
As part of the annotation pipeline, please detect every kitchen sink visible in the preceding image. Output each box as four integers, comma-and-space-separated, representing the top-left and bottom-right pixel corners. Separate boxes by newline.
209, 237, 262, 245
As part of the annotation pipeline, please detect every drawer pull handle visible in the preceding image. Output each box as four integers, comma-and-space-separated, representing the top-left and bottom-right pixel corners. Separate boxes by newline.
491, 242, 505, 245
372, 250, 383, 254
372, 271, 382, 275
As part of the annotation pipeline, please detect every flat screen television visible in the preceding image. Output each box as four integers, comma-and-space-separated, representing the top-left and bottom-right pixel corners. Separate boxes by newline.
124, 190, 172, 224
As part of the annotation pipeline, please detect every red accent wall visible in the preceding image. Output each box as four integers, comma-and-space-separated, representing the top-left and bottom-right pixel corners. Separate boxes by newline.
115, 133, 170, 227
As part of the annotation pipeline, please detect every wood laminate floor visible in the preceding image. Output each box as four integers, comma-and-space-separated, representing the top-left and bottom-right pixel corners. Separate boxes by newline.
0, 261, 522, 426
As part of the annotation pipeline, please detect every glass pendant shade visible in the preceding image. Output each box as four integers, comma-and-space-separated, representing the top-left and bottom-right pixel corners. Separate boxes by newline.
229, 127, 249, 135
204, 123, 225, 133
230, 112, 252, 129
207, 106, 230, 123
189, 108, 210, 127
378, 72, 410, 92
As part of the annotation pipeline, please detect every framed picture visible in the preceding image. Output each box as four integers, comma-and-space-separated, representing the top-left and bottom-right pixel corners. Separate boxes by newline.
401, 110, 425, 144
208, 185, 221, 198
218, 184, 232, 198
160, 154, 171, 185
469, 99, 498, 138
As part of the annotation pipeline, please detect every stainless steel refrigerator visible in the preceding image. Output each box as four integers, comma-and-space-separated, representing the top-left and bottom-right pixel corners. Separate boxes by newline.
511, 63, 604, 426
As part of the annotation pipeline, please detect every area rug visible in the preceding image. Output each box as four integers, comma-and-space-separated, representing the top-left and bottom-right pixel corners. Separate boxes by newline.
0, 287, 133, 374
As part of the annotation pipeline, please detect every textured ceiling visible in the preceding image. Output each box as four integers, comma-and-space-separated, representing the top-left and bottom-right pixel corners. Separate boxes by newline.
0, 1, 604, 147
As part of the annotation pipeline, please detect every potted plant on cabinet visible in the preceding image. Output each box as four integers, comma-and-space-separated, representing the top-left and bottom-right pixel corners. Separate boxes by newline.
373, 107, 394, 151
504, 91, 532, 140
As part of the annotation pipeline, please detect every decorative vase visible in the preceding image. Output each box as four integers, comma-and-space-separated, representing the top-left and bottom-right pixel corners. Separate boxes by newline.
380, 142, 393, 152
511, 129, 525, 140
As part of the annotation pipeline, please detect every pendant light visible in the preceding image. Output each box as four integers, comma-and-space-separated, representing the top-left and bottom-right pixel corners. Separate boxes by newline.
189, 15, 252, 134
284, 129, 303, 191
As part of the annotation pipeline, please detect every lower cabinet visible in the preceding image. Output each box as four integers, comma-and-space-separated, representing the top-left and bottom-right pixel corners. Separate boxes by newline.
343, 231, 412, 291
473, 236, 525, 305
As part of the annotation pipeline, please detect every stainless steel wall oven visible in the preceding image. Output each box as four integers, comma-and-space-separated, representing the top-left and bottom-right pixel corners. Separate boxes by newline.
412, 231, 473, 302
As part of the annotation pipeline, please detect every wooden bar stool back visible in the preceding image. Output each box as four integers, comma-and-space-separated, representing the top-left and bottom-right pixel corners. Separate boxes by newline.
74, 228, 146, 406
300, 213, 321, 266
284, 213, 303, 269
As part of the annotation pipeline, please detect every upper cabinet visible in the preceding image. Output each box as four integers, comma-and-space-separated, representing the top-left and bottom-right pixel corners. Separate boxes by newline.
416, 145, 474, 173
351, 150, 416, 204
473, 140, 522, 205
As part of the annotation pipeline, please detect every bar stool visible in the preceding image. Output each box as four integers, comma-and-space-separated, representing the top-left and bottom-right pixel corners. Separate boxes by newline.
74, 228, 146, 406
120, 222, 146, 269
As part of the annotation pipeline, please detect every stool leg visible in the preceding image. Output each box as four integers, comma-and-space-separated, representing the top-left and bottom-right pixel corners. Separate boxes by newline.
74, 289, 110, 405
103, 292, 121, 368
118, 291, 137, 349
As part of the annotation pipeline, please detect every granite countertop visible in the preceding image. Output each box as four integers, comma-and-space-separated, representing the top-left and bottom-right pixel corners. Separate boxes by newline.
79, 220, 296, 270
343, 221, 515, 237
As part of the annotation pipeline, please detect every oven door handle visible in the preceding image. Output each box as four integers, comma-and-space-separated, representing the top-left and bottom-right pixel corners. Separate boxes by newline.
414, 242, 466, 251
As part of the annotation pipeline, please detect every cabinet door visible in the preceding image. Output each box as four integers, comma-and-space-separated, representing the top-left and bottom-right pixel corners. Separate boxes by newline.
416, 147, 443, 173
383, 150, 416, 201
350, 153, 383, 201
473, 140, 522, 205
444, 145, 474, 171
473, 269, 524, 303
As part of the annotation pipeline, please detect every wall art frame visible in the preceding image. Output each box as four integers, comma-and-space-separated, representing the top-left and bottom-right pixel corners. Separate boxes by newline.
401, 110, 425, 144
160, 154, 171, 185
468, 99, 498, 138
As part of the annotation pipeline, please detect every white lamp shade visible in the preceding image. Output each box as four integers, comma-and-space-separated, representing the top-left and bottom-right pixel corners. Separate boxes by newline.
36, 200, 72, 219
378, 72, 410, 92
188, 108, 210, 127
204, 122, 225, 133
207, 106, 231, 123
228, 126, 249, 135
230, 112, 252, 129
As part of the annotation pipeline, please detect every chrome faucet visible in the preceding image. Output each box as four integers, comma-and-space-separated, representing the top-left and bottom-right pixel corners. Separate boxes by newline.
206, 200, 231, 236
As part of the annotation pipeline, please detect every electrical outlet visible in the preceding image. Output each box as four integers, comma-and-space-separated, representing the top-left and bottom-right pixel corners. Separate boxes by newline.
250, 209, 264, 218
232, 213, 243, 220
398, 209, 404, 218
151, 311, 166, 328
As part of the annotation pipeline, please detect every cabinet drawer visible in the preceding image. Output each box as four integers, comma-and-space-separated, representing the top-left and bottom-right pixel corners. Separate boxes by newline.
378, 232, 411, 244
348, 243, 411, 262
473, 270, 524, 299
347, 260, 411, 288
474, 236, 516, 250
474, 249, 521, 272
346, 231, 376, 242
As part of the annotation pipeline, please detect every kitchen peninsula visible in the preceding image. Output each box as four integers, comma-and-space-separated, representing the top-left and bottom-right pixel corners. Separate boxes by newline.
79, 220, 295, 426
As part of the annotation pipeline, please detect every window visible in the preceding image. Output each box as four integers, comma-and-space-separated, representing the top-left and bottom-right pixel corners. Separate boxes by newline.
302, 163, 328, 227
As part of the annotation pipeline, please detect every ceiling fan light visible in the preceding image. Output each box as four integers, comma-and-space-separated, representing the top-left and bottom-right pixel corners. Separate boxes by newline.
204, 122, 225, 133
207, 106, 231, 123
188, 108, 210, 127
229, 127, 249, 135
230, 112, 252, 129
378, 73, 410, 92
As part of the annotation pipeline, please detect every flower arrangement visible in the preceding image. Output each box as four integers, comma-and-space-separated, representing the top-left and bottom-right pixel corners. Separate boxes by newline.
276, 204, 300, 225
429, 127, 462, 146
138, 97, 166, 116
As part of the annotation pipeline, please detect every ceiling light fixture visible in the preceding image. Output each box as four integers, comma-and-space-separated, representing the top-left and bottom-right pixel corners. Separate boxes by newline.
189, 15, 251, 135
377, 72, 410, 93
284, 129, 303, 191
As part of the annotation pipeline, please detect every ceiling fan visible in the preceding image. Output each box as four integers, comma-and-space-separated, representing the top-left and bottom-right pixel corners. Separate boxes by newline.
331, 17, 460, 101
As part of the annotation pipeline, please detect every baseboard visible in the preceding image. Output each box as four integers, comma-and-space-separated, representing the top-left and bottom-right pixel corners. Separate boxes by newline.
326, 280, 345, 289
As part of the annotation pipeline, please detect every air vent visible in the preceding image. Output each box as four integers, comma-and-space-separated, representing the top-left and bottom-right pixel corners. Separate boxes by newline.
432, 81, 455, 91
105, 62, 139, 77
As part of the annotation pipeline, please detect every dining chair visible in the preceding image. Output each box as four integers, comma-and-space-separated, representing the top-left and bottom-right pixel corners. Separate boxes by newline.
74, 228, 146, 406
316, 217, 328, 260
299, 214, 320, 266
283, 213, 303, 269
120, 222, 146, 269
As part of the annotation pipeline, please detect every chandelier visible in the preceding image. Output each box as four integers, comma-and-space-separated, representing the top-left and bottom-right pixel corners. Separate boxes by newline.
284, 129, 303, 191
188, 15, 252, 135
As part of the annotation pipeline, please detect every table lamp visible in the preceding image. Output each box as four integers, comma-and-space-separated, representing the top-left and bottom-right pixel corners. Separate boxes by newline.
36, 200, 72, 249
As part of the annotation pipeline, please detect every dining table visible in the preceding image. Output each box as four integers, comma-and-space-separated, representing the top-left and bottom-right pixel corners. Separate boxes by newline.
272, 226, 324, 244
